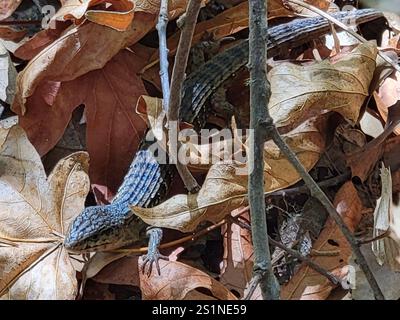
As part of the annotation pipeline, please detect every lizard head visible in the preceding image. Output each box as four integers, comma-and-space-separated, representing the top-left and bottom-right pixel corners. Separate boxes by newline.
64, 204, 145, 253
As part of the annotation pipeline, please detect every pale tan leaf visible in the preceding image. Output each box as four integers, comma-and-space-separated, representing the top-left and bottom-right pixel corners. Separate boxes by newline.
0, 120, 90, 299
0, 43, 15, 105
132, 117, 326, 232
0, 0, 23, 21
372, 165, 400, 271
269, 42, 378, 132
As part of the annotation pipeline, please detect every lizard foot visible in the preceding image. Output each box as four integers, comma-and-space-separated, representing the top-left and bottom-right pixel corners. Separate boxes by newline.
141, 250, 169, 276
141, 227, 168, 276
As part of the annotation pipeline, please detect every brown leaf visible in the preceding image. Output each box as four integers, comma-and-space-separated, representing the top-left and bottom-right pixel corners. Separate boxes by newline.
53, 0, 135, 31
219, 211, 260, 299
139, 259, 237, 300
132, 117, 326, 232
374, 71, 400, 136
0, 0, 23, 21
12, 12, 156, 115
14, 22, 72, 61
0, 119, 90, 299
281, 181, 363, 300
17, 49, 148, 202
0, 26, 27, 42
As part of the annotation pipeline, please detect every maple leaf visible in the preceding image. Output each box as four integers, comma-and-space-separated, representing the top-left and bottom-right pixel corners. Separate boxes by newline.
0, 118, 90, 299
15, 49, 149, 202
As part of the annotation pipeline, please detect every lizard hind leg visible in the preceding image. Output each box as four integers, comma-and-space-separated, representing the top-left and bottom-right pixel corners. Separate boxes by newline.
141, 227, 169, 276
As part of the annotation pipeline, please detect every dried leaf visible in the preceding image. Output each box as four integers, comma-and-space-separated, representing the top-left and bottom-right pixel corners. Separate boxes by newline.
281, 181, 363, 300
372, 165, 400, 271
0, 119, 90, 299
12, 13, 156, 115
53, 0, 135, 31
139, 260, 237, 300
269, 42, 378, 132
132, 117, 326, 232
0, 0, 23, 21
16, 49, 148, 202
0, 26, 27, 42
0, 42, 17, 104
219, 211, 260, 299
349, 245, 400, 300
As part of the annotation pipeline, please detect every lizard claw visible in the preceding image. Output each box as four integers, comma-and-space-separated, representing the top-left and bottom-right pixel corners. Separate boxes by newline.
141, 251, 169, 276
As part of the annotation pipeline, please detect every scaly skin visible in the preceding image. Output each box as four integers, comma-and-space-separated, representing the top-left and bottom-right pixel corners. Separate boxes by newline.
64, 9, 384, 261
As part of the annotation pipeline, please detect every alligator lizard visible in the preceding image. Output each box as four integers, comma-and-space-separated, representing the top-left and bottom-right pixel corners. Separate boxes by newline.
64, 9, 384, 259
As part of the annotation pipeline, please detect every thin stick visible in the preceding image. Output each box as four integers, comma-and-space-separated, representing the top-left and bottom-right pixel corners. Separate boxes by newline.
247, 0, 280, 300
156, 0, 170, 112
286, 0, 400, 72
265, 126, 384, 299
233, 217, 342, 288
167, 0, 201, 193
257, 0, 385, 301
244, 273, 263, 300
0, 20, 41, 26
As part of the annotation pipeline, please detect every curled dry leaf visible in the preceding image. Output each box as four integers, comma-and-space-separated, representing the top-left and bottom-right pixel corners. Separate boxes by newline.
12, 12, 156, 115
219, 211, 260, 299
132, 117, 326, 232
139, 259, 237, 300
0, 42, 17, 104
53, 0, 135, 31
269, 42, 378, 132
372, 165, 400, 271
0, 118, 90, 299
281, 181, 363, 300
374, 70, 400, 135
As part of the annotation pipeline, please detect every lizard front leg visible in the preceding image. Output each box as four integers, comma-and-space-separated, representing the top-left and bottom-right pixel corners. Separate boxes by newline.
141, 227, 169, 276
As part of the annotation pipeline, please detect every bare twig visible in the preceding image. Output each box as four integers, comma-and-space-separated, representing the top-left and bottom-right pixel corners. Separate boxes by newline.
251, 0, 385, 300
156, 0, 170, 112
232, 217, 343, 289
264, 126, 384, 299
167, 0, 202, 193
247, 0, 280, 300
244, 273, 263, 300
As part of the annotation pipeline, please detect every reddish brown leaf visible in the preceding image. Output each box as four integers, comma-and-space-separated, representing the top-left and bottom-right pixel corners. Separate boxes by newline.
17, 49, 148, 202
12, 13, 156, 115
220, 210, 258, 299
139, 259, 237, 300
0, 26, 26, 42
